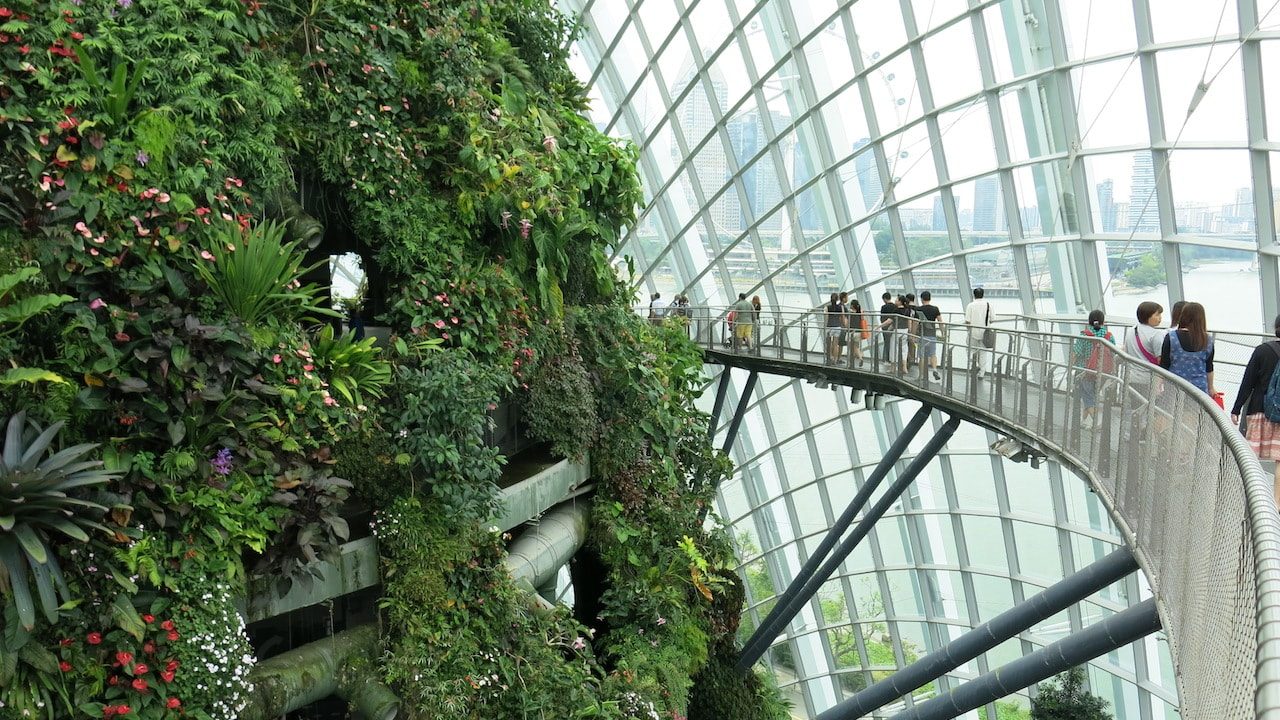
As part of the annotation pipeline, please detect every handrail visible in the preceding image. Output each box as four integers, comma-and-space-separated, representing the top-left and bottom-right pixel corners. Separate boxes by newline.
652, 305, 1280, 720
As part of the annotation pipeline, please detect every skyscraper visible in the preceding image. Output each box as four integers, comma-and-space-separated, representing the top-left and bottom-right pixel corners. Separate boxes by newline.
932, 195, 947, 231
1096, 179, 1116, 232
852, 138, 884, 216
972, 175, 1004, 232
672, 70, 735, 234
1128, 153, 1160, 233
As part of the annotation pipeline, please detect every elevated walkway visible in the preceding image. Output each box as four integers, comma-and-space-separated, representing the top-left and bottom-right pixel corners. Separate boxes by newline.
681, 307, 1280, 720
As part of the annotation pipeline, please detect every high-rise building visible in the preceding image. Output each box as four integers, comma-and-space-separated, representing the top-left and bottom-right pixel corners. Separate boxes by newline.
1128, 152, 1160, 233
931, 195, 947, 231
1096, 179, 1116, 232
793, 142, 823, 233
852, 138, 884, 216
672, 70, 736, 235
972, 175, 1004, 232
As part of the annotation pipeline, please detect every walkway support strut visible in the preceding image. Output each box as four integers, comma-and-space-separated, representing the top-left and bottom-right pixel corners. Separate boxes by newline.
708, 369, 732, 439
737, 404, 934, 667
737, 414, 961, 671
719, 370, 759, 454
816, 546, 1139, 719
888, 598, 1162, 720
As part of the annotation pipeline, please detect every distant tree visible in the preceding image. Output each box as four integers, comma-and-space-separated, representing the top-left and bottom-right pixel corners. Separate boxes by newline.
1031, 667, 1113, 720
1124, 253, 1165, 289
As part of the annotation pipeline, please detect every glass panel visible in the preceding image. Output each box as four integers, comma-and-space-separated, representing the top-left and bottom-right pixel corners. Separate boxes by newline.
1168, 150, 1254, 239
902, 191, 950, 263
940, 100, 997, 180
1060, 0, 1137, 61
1157, 46, 1246, 143
886, 121, 939, 200
1149, 0, 1238, 44
920, 20, 983, 110
1074, 57, 1150, 150
953, 174, 1010, 248
851, 0, 908, 65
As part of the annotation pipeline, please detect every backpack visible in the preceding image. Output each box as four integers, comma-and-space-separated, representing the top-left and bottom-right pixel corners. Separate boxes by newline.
1263, 343, 1280, 422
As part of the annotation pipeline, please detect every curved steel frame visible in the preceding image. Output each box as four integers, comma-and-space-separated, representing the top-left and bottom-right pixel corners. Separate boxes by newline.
683, 306, 1280, 719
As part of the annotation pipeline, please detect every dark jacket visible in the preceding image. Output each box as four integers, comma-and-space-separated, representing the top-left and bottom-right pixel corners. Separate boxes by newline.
1232, 340, 1280, 416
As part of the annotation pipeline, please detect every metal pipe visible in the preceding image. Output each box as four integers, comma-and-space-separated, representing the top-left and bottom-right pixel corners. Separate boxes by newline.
505, 499, 591, 590
738, 404, 934, 666
737, 415, 961, 670
720, 370, 759, 454
816, 546, 1139, 720
887, 598, 1162, 720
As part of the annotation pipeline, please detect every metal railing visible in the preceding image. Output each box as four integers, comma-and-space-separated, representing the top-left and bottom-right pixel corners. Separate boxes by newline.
656, 305, 1280, 720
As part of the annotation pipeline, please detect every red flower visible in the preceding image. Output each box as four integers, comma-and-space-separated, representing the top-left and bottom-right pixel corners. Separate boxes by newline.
143, 641, 156, 655
58, 661, 72, 672
87, 632, 102, 645
59, 638, 73, 647
115, 706, 131, 716
131, 677, 148, 692
109, 675, 119, 686
115, 651, 134, 667
143, 614, 155, 624
160, 669, 175, 683
103, 707, 117, 718
133, 663, 149, 675
160, 620, 175, 631
114, 332, 130, 342
70, 31, 83, 40
0, 9, 11, 18
166, 698, 181, 709
166, 659, 179, 672
166, 631, 179, 642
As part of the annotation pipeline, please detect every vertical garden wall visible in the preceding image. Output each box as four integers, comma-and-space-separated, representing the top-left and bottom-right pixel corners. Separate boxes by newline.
0, 0, 786, 718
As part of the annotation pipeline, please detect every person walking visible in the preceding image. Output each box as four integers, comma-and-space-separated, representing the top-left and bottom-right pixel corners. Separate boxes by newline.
917, 291, 943, 382
1159, 301, 1217, 398
904, 293, 919, 367
847, 299, 867, 367
1072, 310, 1116, 430
1125, 301, 1164, 364
878, 291, 896, 363
892, 295, 913, 374
648, 292, 663, 323
964, 288, 993, 378
751, 294, 763, 348
1231, 315, 1280, 500
825, 292, 845, 364
730, 292, 755, 351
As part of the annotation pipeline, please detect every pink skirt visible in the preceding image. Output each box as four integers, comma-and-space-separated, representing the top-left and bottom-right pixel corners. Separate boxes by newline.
1246, 413, 1280, 460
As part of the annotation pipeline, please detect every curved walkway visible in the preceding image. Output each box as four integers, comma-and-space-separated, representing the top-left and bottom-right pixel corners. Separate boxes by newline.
683, 308, 1280, 720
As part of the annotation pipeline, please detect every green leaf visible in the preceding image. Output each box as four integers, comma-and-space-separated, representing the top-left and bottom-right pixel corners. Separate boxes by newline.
110, 594, 146, 641
0, 267, 39, 299
0, 294, 73, 328
12, 525, 47, 565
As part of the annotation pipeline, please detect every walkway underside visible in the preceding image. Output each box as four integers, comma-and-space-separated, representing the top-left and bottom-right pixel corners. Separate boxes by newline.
693, 310, 1280, 720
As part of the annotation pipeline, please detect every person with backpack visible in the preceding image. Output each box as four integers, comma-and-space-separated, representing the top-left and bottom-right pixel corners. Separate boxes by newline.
1231, 315, 1280, 499
1159, 301, 1217, 399
1072, 310, 1116, 430
846, 298, 868, 367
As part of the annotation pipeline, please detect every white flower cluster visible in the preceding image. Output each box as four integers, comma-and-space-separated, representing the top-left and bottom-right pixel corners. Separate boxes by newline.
173, 583, 257, 717
619, 691, 661, 720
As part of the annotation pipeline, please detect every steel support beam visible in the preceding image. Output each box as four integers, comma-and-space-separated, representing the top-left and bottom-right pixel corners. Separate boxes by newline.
738, 404, 934, 667
816, 545, 1139, 720
720, 370, 759, 454
708, 369, 732, 440
888, 598, 1161, 720
738, 414, 961, 671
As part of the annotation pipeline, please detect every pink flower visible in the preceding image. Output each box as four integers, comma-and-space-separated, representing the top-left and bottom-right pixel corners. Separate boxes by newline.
433, 319, 446, 329
361, 64, 373, 74
571, 636, 586, 650
157, 192, 171, 203
450, 317, 459, 324
519, 218, 532, 239
89, 298, 106, 310
441, 332, 450, 340
272, 354, 282, 364
542, 135, 557, 153
200, 250, 215, 261
74, 221, 92, 237
323, 396, 337, 406
302, 364, 314, 372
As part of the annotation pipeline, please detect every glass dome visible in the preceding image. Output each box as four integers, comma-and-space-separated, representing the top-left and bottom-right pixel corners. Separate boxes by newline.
562, 0, 1278, 717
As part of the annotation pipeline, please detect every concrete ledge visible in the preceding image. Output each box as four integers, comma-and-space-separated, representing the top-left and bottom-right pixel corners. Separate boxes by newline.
492, 456, 590, 532
246, 536, 380, 623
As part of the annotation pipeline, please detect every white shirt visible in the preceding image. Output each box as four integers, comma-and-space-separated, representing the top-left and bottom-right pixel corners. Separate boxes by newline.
1125, 323, 1163, 362
965, 300, 992, 329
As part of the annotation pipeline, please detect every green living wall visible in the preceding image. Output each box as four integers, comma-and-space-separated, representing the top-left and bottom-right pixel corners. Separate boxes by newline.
0, 0, 787, 718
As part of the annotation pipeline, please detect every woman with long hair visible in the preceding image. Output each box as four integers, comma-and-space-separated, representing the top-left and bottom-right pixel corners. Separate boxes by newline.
1160, 301, 1217, 397
1072, 310, 1116, 429
1231, 314, 1280, 500
846, 298, 865, 367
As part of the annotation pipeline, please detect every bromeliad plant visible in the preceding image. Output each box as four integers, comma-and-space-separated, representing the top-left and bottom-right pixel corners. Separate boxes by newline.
0, 412, 119, 630
191, 220, 334, 330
